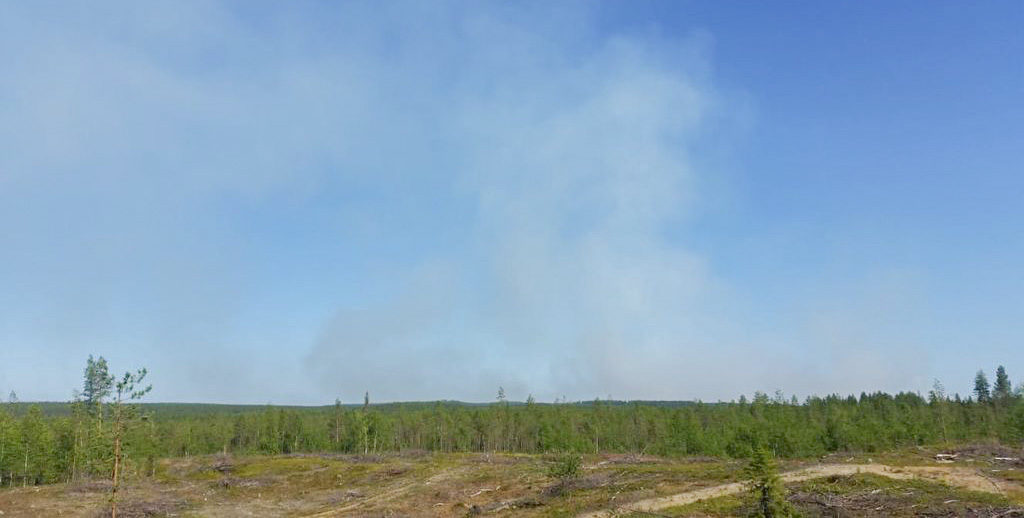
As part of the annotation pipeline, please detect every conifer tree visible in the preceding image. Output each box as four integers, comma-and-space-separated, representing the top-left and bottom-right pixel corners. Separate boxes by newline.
109, 368, 151, 518
994, 366, 1012, 402
82, 356, 113, 417
973, 370, 991, 403
744, 446, 797, 517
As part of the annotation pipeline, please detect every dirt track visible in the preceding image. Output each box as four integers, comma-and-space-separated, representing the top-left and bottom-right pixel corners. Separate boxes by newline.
578, 463, 1012, 517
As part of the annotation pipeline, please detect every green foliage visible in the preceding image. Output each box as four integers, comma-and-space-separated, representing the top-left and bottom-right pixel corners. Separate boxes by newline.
547, 452, 581, 481
744, 447, 797, 517
4, 364, 1024, 487
16, 405, 56, 486
81, 355, 113, 415
994, 366, 1012, 402
974, 370, 991, 403
110, 366, 152, 518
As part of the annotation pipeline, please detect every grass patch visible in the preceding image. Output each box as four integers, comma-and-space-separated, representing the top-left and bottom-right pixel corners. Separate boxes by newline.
611, 461, 742, 483
151, 462, 175, 483
654, 493, 745, 517
993, 469, 1024, 483
234, 456, 327, 477
800, 472, 1008, 505
185, 468, 222, 481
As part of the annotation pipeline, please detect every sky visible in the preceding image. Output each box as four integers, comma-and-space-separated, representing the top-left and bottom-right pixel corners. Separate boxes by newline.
1, 1, 1022, 404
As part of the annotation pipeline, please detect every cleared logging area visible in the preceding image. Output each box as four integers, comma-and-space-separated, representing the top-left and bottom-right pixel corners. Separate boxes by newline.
1, 449, 1023, 517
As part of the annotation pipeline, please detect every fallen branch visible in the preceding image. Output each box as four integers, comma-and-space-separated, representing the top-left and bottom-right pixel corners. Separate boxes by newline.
468, 485, 500, 498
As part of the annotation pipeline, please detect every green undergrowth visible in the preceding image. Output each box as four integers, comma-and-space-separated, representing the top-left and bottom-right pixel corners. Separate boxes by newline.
810, 472, 1005, 502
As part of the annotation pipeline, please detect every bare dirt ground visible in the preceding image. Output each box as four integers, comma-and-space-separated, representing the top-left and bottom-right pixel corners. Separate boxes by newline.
0, 449, 1022, 517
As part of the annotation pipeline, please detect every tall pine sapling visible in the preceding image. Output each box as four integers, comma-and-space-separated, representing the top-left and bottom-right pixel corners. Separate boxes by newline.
973, 370, 991, 403
83, 356, 114, 419
994, 365, 1012, 402
77, 355, 116, 479
109, 368, 151, 518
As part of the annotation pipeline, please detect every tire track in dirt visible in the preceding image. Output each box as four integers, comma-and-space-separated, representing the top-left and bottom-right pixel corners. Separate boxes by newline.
579, 463, 1018, 517
302, 465, 471, 517
303, 481, 418, 517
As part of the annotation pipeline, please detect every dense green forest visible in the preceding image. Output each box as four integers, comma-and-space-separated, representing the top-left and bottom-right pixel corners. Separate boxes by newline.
1, 360, 1023, 487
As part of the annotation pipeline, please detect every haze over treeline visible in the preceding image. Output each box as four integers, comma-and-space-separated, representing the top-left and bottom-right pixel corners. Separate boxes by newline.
1, 1, 1023, 404
2, 358, 1023, 488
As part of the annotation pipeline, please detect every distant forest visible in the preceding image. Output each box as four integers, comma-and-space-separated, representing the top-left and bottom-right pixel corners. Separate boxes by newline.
1, 358, 1022, 487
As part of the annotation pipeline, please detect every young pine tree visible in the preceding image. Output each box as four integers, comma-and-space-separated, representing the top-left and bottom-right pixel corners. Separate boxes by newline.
109, 368, 151, 518
78, 356, 117, 479
745, 447, 798, 518
973, 370, 991, 403
547, 452, 581, 483
83, 356, 113, 410
994, 366, 1012, 402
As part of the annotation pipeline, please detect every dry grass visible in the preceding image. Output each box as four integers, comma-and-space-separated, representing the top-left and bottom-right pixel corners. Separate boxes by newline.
0, 453, 744, 517
660, 473, 1024, 517
1, 450, 1023, 517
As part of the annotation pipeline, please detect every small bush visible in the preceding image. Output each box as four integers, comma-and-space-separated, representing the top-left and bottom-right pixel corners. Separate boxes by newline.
745, 447, 798, 517
547, 452, 581, 481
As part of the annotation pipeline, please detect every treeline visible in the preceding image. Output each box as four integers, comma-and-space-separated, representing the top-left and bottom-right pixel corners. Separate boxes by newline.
1, 362, 1023, 487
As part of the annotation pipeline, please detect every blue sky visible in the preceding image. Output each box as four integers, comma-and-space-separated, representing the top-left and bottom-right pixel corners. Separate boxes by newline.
1, 1, 1022, 403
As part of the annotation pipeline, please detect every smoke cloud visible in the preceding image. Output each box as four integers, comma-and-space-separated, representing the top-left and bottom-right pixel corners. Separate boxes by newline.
0, 2, 948, 403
